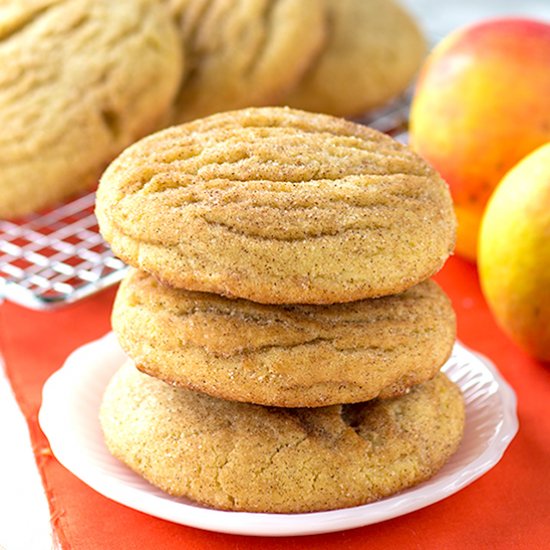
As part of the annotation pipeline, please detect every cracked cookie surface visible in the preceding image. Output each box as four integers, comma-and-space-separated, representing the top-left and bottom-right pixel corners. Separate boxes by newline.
284, 0, 426, 117
100, 364, 465, 513
167, 0, 325, 123
113, 269, 456, 407
96, 107, 456, 304
0, 0, 182, 218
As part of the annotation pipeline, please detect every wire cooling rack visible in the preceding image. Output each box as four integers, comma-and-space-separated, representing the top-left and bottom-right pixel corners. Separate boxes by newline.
0, 193, 126, 309
356, 93, 411, 143
0, 96, 411, 310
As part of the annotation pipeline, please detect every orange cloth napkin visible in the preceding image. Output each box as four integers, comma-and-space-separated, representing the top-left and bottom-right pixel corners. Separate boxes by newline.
1, 256, 549, 549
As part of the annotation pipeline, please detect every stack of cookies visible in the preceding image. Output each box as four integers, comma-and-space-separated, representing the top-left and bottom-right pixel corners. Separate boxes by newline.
96, 107, 465, 513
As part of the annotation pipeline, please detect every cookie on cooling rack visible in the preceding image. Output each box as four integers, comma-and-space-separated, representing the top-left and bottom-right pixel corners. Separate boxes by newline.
0, 0, 182, 219
284, 0, 426, 117
100, 363, 465, 513
112, 269, 456, 407
96, 107, 456, 304
167, 0, 325, 123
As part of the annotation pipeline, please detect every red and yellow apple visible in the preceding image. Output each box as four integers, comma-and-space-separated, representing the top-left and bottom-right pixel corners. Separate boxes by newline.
409, 18, 550, 261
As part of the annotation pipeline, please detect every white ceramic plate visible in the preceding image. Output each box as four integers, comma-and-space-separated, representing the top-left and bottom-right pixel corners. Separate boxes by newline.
39, 333, 518, 537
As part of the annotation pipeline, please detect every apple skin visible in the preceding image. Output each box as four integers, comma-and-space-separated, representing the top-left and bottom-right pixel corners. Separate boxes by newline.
409, 18, 550, 261
478, 143, 550, 362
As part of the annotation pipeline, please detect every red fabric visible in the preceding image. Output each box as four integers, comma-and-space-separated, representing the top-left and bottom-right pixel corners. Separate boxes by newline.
1, 256, 549, 549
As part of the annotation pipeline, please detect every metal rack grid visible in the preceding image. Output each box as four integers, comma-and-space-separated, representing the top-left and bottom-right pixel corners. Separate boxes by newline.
0, 193, 127, 309
0, 96, 411, 310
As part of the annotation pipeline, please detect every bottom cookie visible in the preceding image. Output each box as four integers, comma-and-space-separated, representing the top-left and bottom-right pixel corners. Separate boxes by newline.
100, 363, 465, 513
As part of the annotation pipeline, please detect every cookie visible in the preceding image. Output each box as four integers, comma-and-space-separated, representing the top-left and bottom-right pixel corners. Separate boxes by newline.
167, 0, 325, 123
112, 269, 456, 407
284, 0, 426, 117
0, 0, 182, 218
100, 364, 465, 513
96, 107, 456, 304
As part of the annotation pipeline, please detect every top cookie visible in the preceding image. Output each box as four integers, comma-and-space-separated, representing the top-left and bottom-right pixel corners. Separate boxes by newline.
284, 0, 426, 117
0, 0, 182, 218
96, 107, 456, 304
167, 0, 325, 123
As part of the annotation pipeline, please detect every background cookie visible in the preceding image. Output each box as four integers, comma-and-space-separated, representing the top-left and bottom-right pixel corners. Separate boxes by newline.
167, 0, 325, 123
0, 0, 182, 218
100, 364, 465, 513
113, 270, 456, 407
284, 0, 426, 117
96, 107, 456, 304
